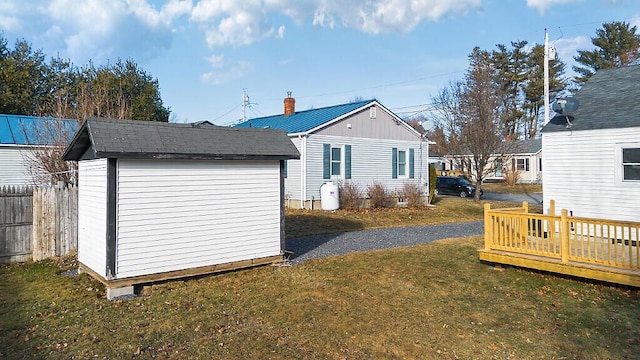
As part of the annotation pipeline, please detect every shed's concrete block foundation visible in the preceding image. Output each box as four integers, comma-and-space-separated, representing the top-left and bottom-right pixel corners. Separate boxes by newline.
107, 286, 135, 300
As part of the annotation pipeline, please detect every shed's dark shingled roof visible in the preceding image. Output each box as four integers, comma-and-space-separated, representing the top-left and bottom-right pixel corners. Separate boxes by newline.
543, 65, 640, 133
62, 117, 300, 161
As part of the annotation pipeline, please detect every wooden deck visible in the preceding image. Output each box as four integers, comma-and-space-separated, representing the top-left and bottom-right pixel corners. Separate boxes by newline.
479, 201, 640, 287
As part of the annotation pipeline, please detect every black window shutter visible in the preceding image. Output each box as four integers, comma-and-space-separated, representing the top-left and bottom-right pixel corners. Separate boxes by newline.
409, 148, 415, 179
323, 144, 330, 179
345, 145, 352, 179
392, 148, 398, 179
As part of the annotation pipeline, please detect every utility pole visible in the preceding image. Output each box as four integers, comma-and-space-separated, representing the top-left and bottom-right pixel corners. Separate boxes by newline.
543, 29, 550, 126
242, 89, 249, 123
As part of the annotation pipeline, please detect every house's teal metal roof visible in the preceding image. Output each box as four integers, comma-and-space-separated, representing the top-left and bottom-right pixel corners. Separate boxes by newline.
0, 114, 78, 145
234, 99, 375, 133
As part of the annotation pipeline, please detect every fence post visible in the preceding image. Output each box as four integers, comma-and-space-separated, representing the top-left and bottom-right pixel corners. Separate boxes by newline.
484, 203, 492, 251
560, 209, 569, 263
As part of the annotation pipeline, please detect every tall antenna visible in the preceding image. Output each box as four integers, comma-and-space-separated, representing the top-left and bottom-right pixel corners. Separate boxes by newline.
241, 89, 249, 123
544, 29, 550, 126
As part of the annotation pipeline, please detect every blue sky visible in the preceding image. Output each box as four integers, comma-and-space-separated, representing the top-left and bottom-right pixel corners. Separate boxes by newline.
1, 0, 639, 124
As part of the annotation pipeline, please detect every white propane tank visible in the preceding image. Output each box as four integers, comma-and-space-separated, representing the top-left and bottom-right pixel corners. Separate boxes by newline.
320, 181, 340, 211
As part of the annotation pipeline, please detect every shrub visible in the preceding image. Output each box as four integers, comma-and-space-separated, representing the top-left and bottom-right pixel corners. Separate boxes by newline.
367, 181, 395, 209
398, 182, 424, 208
337, 180, 362, 210
502, 165, 521, 186
428, 164, 437, 203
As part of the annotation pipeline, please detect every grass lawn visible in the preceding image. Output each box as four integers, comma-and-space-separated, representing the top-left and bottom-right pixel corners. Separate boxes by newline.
1, 198, 638, 359
480, 182, 542, 195
285, 197, 538, 239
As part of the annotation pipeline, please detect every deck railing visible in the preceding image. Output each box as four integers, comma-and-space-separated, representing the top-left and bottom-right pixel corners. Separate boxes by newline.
483, 200, 640, 273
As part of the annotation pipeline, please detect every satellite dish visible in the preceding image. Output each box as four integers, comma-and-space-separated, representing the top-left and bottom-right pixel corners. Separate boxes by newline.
552, 97, 579, 115
418, 120, 434, 131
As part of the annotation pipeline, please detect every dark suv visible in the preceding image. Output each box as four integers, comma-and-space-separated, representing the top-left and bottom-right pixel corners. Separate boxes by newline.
435, 176, 483, 198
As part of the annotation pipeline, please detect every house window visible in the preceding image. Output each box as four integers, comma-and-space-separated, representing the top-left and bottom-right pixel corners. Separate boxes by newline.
331, 147, 342, 176
622, 147, 640, 181
398, 150, 406, 176
323, 144, 351, 179
538, 157, 542, 172
370, 107, 377, 119
495, 159, 503, 177
515, 158, 529, 171
392, 148, 415, 179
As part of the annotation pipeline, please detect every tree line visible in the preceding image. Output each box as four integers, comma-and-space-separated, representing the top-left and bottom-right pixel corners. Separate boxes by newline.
0, 33, 170, 122
424, 21, 640, 199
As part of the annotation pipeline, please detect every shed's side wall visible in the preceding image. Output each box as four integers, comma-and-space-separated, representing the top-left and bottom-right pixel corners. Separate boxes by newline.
542, 127, 640, 222
77, 159, 108, 277
115, 159, 282, 278
0, 146, 32, 186
304, 134, 428, 200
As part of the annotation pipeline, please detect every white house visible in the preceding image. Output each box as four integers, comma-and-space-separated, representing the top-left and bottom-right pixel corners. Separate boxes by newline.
542, 65, 640, 222
442, 139, 542, 183
0, 115, 77, 186
234, 94, 431, 208
62, 118, 300, 299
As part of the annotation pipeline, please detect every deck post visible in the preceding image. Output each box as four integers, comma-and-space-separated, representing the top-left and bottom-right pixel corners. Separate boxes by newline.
484, 203, 492, 251
560, 209, 569, 263
521, 201, 529, 247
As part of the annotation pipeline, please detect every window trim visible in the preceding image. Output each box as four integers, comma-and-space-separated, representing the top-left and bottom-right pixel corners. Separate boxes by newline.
620, 144, 640, 182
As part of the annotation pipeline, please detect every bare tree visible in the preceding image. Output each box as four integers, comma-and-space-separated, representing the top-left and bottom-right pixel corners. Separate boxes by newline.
430, 47, 512, 201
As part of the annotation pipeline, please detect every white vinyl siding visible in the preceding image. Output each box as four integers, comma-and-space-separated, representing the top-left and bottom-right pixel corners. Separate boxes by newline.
284, 136, 302, 201
305, 135, 426, 200
0, 147, 33, 186
115, 159, 282, 278
77, 159, 107, 277
543, 127, 640, 222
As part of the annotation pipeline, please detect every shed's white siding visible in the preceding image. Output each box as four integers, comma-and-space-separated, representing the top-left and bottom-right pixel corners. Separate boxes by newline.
0, 146, 33, 186
543, 127, 640, 222
304, 134, 428, 200
77, 159, 108, 277
115, 159, 282, 278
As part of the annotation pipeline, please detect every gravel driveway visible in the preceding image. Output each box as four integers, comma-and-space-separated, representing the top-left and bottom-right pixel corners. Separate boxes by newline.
285, 221, 484, 264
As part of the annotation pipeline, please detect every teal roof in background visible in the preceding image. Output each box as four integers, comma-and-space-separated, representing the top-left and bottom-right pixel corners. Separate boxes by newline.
0, 114, 78, 145
234, 99, 375, 133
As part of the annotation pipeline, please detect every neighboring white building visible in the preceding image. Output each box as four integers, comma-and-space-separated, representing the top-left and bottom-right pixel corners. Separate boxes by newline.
235, 94, 431, 208
0, 115, 77, 186
542, 65, 640, 222
442, 139, 543, 183
62, 118, 299, 299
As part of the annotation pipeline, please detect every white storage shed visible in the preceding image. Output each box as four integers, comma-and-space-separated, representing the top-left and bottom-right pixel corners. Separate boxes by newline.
63, 118, 299, 299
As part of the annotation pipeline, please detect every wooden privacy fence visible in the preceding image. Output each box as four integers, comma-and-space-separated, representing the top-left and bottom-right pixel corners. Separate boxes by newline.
479, 200, 640, 287
0, 185, 77, 263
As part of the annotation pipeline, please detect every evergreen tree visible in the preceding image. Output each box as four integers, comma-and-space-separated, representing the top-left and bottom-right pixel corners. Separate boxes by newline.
573, 21, 640, 83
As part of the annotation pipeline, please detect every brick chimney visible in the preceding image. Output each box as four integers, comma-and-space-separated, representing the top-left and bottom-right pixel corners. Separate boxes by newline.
284, 91, 295, 116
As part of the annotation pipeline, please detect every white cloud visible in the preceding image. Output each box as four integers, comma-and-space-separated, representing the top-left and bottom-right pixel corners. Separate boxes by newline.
526, 0, 582, 15
201, 59, 252, 84
553, 35, 591, 60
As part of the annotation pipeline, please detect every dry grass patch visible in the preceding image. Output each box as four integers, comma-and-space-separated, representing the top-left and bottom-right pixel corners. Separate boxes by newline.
286, 197, 540, 239
1, 237, 638, 359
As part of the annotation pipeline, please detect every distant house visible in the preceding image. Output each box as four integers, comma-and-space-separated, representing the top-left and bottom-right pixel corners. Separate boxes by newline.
0, 115, 77, 186
542, 65, 640, 222
234, 94, 431, 208
63, 118, 299, 299
442, 139, 542, 183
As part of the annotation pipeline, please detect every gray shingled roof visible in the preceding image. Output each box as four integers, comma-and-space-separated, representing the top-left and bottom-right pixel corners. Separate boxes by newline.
543, 65, 640, 133
62, 117, 300, 161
